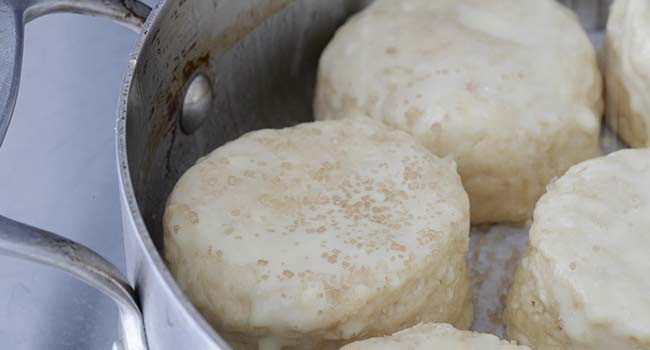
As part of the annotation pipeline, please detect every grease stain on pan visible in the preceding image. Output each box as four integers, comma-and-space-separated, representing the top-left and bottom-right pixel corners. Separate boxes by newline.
144, 0, 293, 180
167, 52, 212, 121
147, 52, 212, 177
141, 47, 211, 180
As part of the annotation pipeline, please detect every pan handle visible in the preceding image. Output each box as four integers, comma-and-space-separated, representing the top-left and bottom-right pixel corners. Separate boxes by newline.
0, 1, 151, 350
0, 217, 148, 350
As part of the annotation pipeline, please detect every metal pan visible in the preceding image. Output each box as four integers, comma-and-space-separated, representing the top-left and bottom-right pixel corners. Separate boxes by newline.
0, 0, 613, 349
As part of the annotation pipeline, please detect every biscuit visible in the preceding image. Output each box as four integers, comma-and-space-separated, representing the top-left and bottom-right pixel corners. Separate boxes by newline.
341, 323, 530, 350
315, 0, 602, 224
505, 149, 650, 350
164, 118, 473, 350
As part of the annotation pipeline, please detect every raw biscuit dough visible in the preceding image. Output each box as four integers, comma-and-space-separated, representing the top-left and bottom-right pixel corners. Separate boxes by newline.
315, 0, 603, 224
505, 149, 650, 350
164, 118, 473, 350
340, 323, 530, 350
605, 0, 650, 147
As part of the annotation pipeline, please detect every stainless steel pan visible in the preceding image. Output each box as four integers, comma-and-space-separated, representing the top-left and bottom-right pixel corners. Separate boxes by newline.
0, 0, 612, 349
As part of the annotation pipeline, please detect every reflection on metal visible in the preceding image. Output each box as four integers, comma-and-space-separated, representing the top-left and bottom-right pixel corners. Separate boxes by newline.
0, 0, 151, 349
0, 0, 151, 148
0, 216, 148, 350
181, 74, 213, 134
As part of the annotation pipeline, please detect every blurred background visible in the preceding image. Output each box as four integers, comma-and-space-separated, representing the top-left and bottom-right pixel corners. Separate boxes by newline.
0, 1, 156, 349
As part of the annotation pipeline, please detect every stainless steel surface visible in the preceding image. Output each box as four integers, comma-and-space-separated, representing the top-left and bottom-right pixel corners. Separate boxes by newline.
0, 0, 152, 347
0, 14, 142, 350
0, 0, 22, 150
181, 74, 213, 134
0, 0, 151, 349
0, 0, 149, 149
0, 0, 615, 349
23, 0, 149, 28
0, 216, 146, 350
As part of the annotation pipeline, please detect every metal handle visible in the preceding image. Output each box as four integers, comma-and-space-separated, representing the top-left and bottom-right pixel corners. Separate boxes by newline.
0, 1, 151, 349
0, 217, 148, 350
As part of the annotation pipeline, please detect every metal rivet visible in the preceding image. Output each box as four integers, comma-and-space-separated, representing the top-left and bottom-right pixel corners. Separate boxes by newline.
181, 73, 212, 134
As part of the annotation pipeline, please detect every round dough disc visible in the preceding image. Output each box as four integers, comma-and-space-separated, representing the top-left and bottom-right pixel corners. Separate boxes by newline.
505, 149, 650, 350
605, 0, 650, 147
164, 118, 473, 350
341, 323, 530, 350
315, 0, 603, 224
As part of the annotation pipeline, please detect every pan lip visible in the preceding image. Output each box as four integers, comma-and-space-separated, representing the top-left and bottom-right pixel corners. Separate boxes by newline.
115, 0, 228, 347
